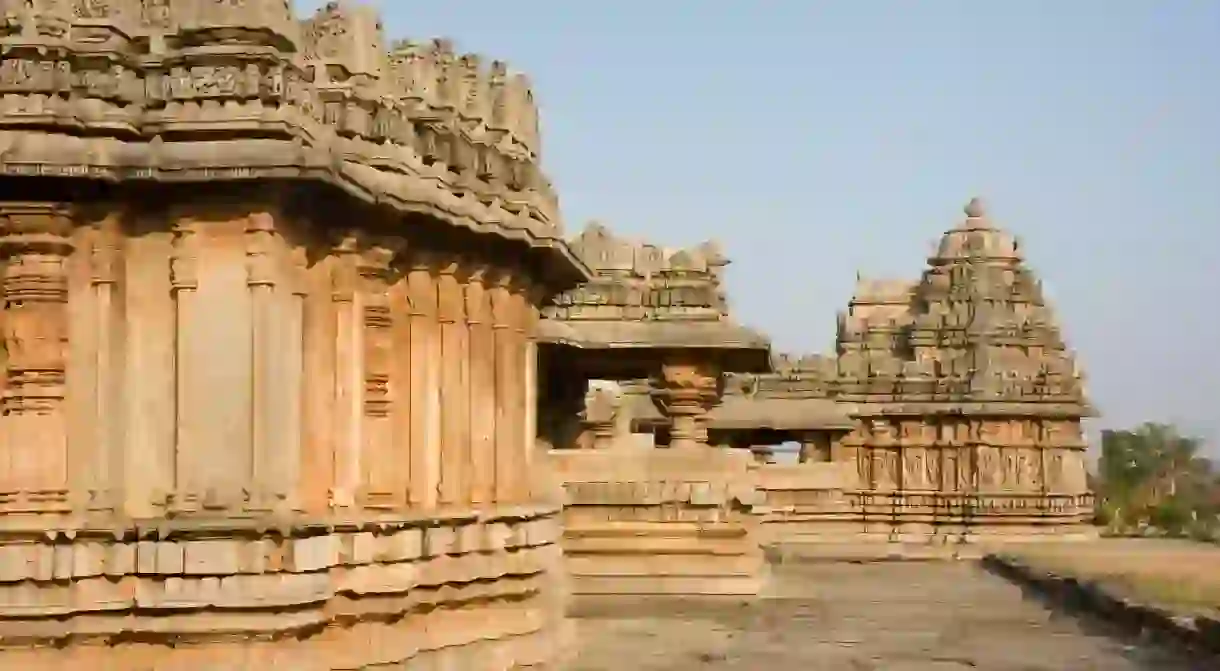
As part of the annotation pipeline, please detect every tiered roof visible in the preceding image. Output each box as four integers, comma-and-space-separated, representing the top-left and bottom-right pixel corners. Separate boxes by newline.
836, 198, 1090, 416
539, 222, 770, 368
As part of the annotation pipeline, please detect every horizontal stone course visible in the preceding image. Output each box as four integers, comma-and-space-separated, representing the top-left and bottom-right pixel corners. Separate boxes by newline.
0, 509, 563, 657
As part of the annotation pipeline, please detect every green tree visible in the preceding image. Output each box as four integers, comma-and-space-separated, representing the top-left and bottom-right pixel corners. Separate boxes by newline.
1095, 422, 1215, 536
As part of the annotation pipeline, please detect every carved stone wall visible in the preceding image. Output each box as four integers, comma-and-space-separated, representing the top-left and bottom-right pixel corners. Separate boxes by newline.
547, 222, 730, 324
0, 1, 584, 667
0, 195, 570, 668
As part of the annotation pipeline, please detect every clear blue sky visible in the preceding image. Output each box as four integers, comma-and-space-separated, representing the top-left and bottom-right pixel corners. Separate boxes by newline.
301, 1, 1218, 449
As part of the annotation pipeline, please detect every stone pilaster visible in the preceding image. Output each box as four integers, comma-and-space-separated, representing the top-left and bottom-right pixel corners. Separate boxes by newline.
168, 215, 200, 510
652, 359, 720, 450
437, 256, 470, 506
466, 264, 495, 505
0, 203, 74, 513
490, 269, 526, 501
247, 211, 301, 514
406, 252, 440, 508
66, 208, 122, 515
358, 242, 399, 508
511, 280, 534, 480
330, 233, 362, 510
300, 234, 337, 514
388, 255, 414, 506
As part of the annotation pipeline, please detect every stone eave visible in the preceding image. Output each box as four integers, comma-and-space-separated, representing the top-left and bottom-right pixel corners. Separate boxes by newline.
846, 401, 1096, 418
536, 319, 772, 373
705, 396, 857, 431
0, 132, 595, 293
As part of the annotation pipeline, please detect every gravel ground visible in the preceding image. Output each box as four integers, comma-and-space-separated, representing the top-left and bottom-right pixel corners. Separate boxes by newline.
568, 561, 1208, 670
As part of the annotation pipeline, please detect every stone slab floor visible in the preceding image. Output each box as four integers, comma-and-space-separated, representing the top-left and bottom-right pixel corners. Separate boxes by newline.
568, 561, 1209, 670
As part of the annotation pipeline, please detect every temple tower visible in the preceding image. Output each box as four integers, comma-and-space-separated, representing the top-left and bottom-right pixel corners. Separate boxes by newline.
837, 198, 1094, 542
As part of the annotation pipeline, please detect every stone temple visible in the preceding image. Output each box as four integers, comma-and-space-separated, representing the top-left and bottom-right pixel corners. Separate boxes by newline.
539, 198, 1095, 591
0, 1, 1095, 667
0, 1, 581, 668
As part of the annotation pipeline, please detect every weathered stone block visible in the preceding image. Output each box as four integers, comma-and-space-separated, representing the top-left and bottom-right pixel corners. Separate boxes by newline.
290, 535, 338, 573
52, 544, 74, 580
383, 528, 423, 562
455, 523, 482, 554
183, 539, 243, 576
71, 542, 107, 578
155, 542, 185, 575
136, 541, 158, 575
239, 538, 272, 574
346, 532, 378, 565
485, 523, 511, 551
0, 544, 36, 582
423, 526, 456, 557
74, 576, 131, 611
104, 542, 136, 577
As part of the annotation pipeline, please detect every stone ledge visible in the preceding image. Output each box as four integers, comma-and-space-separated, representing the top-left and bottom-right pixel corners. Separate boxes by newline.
0, 513, 566, 648
983, 553, 1220, 658
0, 502, 560, 540
0, 513, 561, 582
0, 599, 559, 670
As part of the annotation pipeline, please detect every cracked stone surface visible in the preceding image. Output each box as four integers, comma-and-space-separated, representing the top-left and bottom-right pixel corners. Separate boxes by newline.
569, 561, 1206, 670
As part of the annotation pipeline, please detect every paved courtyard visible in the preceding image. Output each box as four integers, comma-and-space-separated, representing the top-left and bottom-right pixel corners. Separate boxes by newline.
569, 561, 1206, 670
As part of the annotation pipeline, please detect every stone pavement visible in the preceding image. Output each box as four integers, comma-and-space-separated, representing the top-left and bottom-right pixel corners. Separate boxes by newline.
569, 561, 1207, 670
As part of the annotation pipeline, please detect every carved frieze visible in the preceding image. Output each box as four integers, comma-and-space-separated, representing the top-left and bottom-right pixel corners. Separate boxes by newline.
0, 0, 567, 247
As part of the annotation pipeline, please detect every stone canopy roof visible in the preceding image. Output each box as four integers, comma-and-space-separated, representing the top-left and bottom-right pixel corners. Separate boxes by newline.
540, 222, 771, 371
0, 0, 590, 289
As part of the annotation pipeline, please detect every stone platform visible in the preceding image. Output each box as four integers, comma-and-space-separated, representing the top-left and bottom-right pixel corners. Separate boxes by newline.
0, 508, 567, 669
547, 449, 767, 596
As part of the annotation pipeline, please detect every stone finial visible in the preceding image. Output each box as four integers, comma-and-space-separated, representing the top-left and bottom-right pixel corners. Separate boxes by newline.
964, 197, 986, 218
503, 71, 539, 155
301, 1, 385, 79
178, 0, 299, 48
457, 52, 491, 122
388, 39, 438, 106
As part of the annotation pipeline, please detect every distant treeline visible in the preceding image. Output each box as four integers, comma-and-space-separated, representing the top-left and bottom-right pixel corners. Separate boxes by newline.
1093, 422, 1220, 541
